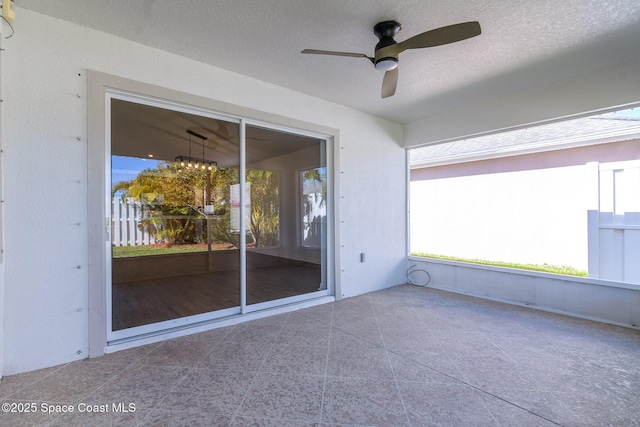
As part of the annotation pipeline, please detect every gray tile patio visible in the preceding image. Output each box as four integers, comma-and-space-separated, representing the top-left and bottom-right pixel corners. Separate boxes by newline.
1, 284, 639, 426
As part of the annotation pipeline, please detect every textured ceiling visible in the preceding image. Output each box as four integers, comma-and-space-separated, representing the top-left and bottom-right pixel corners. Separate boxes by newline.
16, 0, 640, 124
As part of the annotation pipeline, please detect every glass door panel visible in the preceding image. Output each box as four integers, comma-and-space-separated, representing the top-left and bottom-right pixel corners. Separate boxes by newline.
109, 98, 240, 333
245, 125, 327, 306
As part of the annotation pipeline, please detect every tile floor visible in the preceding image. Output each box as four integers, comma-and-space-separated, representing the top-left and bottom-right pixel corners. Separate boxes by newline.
1, 284, 639, 426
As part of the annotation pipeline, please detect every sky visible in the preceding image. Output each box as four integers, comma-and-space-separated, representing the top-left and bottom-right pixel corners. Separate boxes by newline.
112, 155, 161, 186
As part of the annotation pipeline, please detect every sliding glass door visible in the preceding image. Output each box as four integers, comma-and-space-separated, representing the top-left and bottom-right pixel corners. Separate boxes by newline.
108, 97, 241, 338
245, 125, 328, 309
106, 93, 331, 341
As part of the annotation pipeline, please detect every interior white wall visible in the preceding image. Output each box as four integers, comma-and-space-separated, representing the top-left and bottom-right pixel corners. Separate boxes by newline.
404, 58, 640, 147
1, 9, 406, 375
249, 144, 325, 263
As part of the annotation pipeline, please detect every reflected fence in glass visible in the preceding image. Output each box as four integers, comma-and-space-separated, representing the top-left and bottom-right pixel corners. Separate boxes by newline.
108, 97, 330, 334
110, 117, 240, 331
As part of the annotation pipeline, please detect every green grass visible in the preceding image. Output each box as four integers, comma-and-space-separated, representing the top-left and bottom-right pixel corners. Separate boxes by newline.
113, 244, 231, 258
410, 252, 588, 277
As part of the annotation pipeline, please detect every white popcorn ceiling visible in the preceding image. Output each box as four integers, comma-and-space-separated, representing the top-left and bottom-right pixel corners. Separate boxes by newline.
17, 0, 640, 124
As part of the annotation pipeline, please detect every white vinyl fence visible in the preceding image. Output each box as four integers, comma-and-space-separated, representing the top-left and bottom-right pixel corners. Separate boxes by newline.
588, 160, 640, 284
111, 197, 156, 246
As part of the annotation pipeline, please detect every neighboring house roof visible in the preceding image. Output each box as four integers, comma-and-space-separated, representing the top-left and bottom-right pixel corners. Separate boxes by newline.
410, 107, 640, 168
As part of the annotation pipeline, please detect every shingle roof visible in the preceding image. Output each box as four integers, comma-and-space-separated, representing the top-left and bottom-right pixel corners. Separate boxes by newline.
410, 108, 640, 168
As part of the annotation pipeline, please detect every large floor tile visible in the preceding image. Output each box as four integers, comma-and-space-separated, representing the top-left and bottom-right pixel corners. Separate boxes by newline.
10, 361, 125, 403
276, 313, 332, 347
0, 400, 68, 426
50, 405, 148, 427
158, 367, 254, 415
550, 387, 640, 426
379, 325, 442, 353
295, 302, 333, 324
477, 392, 561, 427
237, 373, 324, 424
196, 341, 273, 372
83, 364, 190, 410
450, 353, 539, 391
387, 350, 463, 384
137, 335, 215, 367
0, 365, 65, 399
485, 387, 580, 426
139, 409, 233, 426
232, 416, 319, 426
321, 377, 409, 426
331, 309, 386, 345
397, 380, 497, 426
223, 315, 287, 345
3, 284, 640, 426
326, 333, 394, 380
261, 343, 328, 376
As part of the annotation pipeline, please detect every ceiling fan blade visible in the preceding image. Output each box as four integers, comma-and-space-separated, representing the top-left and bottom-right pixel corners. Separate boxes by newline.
381, 67, 398, 98
301, 49, 374, 63
398, 21, 481, 51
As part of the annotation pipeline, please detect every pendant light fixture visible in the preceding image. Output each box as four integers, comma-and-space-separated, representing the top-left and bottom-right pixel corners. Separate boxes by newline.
175, 130, 217, 170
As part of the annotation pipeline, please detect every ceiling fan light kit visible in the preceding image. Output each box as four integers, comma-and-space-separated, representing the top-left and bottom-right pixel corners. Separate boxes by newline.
373, 20, 401, 71
374, 58, 398, 71
302, 19, 481, 98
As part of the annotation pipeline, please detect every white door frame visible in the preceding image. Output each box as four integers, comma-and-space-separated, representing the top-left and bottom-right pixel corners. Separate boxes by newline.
88, 71, 338, 353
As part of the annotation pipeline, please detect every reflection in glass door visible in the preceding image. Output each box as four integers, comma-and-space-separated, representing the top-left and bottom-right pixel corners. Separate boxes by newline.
245, 125, 328, 308
106, 94, 332, 341
109, 97, 240, 336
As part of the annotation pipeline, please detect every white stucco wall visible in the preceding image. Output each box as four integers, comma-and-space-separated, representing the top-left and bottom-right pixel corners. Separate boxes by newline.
1, 9, 406, 374
0, 19, 5, 377
409, 257, 640, 330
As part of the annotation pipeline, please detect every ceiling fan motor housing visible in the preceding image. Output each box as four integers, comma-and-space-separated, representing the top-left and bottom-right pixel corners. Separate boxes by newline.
373, 20, 401, 71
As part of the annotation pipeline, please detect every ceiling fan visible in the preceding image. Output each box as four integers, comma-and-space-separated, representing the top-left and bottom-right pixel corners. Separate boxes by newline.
301, 20, 481, 98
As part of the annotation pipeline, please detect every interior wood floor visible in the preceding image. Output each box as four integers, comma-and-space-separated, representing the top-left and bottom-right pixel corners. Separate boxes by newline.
112, 264, 322, 331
